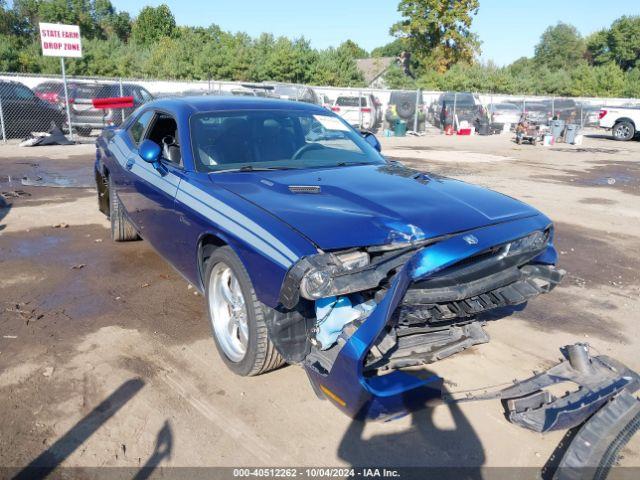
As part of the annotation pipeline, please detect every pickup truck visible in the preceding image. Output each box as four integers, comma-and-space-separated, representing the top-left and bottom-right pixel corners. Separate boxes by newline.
598, 107, 640, 141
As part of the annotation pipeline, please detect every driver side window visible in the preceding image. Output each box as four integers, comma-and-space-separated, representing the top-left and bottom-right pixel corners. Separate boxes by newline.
129, 111, 154, 145
144, 112, 182, 166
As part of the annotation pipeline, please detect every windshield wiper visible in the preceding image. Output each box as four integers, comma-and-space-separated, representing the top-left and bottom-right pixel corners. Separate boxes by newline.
212, 165, 296, 174
335, 161, 371, 167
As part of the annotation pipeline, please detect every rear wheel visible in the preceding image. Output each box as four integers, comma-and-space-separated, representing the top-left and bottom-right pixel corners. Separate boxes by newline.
109, 176, 138, 242
612, 121, 635, 141
204, 246, 284, 376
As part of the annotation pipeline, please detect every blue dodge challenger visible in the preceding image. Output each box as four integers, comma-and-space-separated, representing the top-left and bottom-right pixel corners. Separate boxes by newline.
95, 96, 564, 420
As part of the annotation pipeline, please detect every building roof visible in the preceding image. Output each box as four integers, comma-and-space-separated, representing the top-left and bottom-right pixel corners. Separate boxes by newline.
356, 57, 395, 85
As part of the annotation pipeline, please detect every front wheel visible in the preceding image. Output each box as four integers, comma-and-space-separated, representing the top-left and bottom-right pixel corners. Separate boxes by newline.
612, 121, 635, 141
204, 246, 284, 376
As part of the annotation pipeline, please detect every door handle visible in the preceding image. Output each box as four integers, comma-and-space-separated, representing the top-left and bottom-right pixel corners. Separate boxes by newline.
126, 158, 134, 170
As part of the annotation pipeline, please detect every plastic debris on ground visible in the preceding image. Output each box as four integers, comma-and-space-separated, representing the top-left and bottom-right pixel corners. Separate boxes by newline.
19, 124, 73, 147
21, 173, 92, 188
315, 295, 376, 350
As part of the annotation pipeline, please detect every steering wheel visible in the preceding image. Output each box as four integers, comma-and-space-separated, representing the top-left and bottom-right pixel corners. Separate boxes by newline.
292, 142, 325, 160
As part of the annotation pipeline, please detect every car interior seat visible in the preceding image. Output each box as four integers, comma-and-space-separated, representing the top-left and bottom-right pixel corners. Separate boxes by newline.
255, 118, 297, 162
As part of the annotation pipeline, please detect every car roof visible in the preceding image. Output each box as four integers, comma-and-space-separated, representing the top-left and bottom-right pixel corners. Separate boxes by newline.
143, 96, 327, 115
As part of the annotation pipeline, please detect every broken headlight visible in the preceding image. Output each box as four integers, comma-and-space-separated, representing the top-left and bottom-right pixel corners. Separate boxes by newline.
299, 251, 370, 300
498, 230, 549, 259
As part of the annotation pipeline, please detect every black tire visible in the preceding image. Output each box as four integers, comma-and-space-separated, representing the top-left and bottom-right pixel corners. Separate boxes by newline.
612, 121, 635, 141
109, 176, 138, 242
396, 99, 415, 119
204, 246, 284, 376
96, 170, 110, 217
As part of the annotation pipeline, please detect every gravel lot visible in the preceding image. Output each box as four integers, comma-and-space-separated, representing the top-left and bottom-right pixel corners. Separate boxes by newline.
1, 130, 639, 474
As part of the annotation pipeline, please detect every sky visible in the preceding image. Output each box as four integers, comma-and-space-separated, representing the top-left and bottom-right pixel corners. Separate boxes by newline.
112, 0, 640, 66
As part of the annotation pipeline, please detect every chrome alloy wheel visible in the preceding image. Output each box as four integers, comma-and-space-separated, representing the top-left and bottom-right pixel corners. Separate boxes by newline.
615, 124, 631, 139
208, 262, 249, 362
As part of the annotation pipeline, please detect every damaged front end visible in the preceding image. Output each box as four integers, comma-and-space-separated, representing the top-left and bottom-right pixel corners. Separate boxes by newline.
268, 215, 565, 420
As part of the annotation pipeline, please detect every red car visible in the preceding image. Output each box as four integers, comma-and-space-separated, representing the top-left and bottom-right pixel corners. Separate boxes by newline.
33, 81, 80, 107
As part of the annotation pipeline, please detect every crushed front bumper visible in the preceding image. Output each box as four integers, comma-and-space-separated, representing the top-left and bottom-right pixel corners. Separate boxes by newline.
302, 215, 562, 420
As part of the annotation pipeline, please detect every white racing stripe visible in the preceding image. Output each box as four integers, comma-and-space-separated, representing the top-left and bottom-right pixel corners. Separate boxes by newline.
176, 188, 293, 268
179, 181, 298, 263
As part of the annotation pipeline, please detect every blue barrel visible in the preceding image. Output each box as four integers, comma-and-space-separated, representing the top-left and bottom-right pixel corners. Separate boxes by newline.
394, 120, 407, 137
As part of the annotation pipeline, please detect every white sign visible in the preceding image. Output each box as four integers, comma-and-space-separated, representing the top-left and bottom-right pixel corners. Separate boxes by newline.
39, 23, 82, 58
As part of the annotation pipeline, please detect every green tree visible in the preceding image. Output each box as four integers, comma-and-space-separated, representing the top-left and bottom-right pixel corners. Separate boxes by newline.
624, 67, 640, 97
606, 16, 640, 71
37, 0, 98, 39
390, 0, 480, 73
534, 22, 586, 70
586, 30, 611, 66
338, 39, 368, 59
383, 64, 417, 89
371, 38, 406, 58
311, 47, 363, 87
131, 3, 175, 45
592, 62, 625, 97
94, 0, 132, 41
0, 0, 18, 35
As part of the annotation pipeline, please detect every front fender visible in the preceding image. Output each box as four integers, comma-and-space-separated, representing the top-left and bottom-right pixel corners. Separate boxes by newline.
303, 214, 557, 420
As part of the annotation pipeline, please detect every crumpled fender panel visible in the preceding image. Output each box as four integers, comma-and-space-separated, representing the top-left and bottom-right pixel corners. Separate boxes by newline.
302, 215, 558, 420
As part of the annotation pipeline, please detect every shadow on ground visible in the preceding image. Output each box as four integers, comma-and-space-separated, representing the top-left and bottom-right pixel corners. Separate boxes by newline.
14, 378, 147, 479
337, 383, 485, 476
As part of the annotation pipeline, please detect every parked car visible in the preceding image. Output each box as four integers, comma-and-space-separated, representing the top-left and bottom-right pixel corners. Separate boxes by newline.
598, 106, 640, 141
580, 104, 603, 127
488, 103, 521, 125
430, 92, 481, 128
268, 83, 319, 105
95, 96, 563, 420
70, 82, 154, 136
388, 90, 426, 129
331, 95, 379, 130
0, 80, 66, 137
33, 80, 81, 106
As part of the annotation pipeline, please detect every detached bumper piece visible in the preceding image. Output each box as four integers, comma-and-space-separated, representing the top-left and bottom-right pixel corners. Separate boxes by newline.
500, 344, 640, 433
397, 264, 565, 324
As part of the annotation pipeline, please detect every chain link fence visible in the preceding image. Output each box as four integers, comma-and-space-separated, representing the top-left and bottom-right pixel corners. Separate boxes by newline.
1, 71, 638, 143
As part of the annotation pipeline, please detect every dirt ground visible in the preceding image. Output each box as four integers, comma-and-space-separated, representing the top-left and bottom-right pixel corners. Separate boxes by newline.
1, 130, 639, 476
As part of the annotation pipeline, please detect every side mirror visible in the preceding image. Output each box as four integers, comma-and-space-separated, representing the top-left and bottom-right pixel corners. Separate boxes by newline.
138, 139, 161, 163
361, 131, 381, 152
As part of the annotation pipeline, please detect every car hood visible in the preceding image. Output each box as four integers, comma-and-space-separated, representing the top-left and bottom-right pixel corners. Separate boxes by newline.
211, 164, 543, 251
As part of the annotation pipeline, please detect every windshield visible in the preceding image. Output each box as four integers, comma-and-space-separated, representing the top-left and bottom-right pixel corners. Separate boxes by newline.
190, 110, 385, 172
336, 97, 366, 107
75, 84, 119, 98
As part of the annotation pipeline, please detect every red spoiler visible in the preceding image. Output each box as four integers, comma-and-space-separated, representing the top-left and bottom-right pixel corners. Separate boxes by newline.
92, 96, 134, 109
